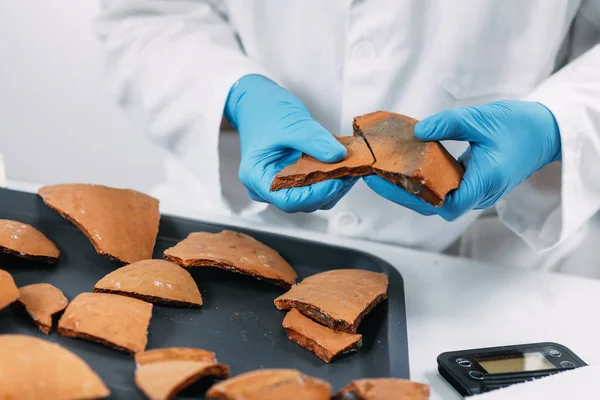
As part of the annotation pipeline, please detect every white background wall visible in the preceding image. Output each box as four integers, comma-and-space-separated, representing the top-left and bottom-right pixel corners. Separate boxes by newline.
0, 1, 165, 193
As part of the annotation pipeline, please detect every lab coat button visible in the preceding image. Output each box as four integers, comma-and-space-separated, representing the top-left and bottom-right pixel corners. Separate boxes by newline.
353, 41, 376, 62
334, 211, 361, 228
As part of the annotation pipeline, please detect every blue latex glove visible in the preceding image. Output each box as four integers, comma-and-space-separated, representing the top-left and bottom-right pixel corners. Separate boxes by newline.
364, 101, 561, 220
225, 74, 357, 213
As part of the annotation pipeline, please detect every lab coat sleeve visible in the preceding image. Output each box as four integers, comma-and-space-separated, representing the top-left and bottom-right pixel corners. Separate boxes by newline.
94, 0, 268, 208
497, 5, 600, 252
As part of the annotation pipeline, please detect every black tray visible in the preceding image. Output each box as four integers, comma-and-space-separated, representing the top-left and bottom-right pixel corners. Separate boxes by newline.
0, 188, 409, 399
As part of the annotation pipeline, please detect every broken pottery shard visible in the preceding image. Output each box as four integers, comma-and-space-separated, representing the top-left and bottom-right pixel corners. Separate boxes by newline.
0, 334, 110, 399
164, 230, 297, 288
271, 136, 374, 190
0, 269, 19, 310
58, 292, 152, 354
18, 283, 68, 334
0, 219, 59, 263
333, 378, 431, 400
270, 111, 464, 206
136, 347, 217, 365
135, 348, 230, 400
283, 309, 362, 363
274, 269, 388, 334
206, 369, 331, 400
353, 111, 463, 206
38, 184, 160, 264
94, 259, 202, 307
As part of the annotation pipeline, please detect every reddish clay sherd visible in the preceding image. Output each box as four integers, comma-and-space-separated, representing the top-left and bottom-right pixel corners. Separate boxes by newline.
38, 184, 160, 264
0, 335, 110, 399
275, 269, 388, 334
0, 269, 19, 311
206, 369, 331, 400
283, 309, 363, 362
164, 230, 297, 289
0, 220, 59, 263
270, 111, 463, 207
18, 283, 68, 334
353, 111, 463, 206
58, 292, 152, 354
135, 348, 230, 400
271, 136, 374, 190
94, 259, 203, 307
333, 378, 430, 400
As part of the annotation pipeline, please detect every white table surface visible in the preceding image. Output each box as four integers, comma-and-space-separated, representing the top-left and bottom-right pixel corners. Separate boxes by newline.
6, 180, 600, 399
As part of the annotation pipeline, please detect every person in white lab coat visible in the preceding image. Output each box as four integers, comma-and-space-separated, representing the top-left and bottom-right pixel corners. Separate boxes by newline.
95, 1, 600, 277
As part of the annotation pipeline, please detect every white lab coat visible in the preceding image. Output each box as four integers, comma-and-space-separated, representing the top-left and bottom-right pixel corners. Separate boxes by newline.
96, 1, 600, 277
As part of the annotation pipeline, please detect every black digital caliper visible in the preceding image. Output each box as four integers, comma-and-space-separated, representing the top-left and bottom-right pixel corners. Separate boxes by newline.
437, 342, 587, 396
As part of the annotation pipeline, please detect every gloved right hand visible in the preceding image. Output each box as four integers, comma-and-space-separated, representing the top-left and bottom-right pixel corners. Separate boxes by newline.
224, 74, 357, 213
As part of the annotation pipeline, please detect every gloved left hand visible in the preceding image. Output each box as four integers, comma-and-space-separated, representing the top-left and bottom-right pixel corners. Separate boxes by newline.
364, 100, 562, 220
225, 74, 358, 213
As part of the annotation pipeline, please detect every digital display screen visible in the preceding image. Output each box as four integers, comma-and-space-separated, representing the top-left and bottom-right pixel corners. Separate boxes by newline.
476, 352, 556, 374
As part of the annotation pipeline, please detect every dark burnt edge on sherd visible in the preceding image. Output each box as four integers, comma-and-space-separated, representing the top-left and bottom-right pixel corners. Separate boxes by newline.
93, 288, 202, 308
0, 245, 59, 264
270, 165, 374, 191
58, 326, 140, 354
